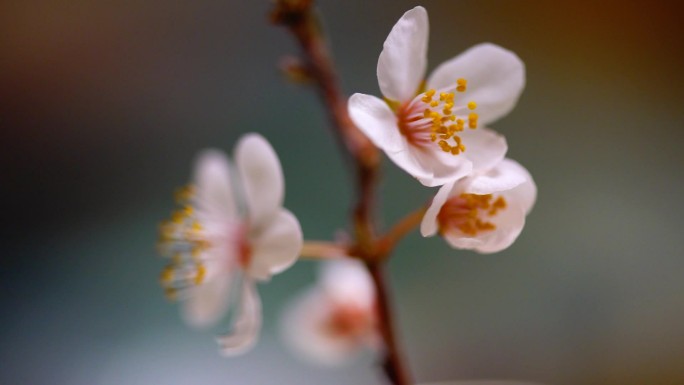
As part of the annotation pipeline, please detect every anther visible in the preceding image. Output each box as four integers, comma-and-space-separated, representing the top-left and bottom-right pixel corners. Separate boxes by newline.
194, 263, 206, 285
456, 78, 467, 92
160, 266, 174, 283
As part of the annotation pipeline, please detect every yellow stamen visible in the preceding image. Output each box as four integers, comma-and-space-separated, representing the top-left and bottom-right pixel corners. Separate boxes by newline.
171, 211, 185, 224
194, 263, 206, 285
160, 266, 174, 283
468, 113, 479, 129
174, 185, 195, 203
164, 288, 178, 301
406, 79, 478, 156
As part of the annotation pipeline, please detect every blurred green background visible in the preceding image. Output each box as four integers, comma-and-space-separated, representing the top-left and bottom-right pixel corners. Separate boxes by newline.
2, 1, 683, 384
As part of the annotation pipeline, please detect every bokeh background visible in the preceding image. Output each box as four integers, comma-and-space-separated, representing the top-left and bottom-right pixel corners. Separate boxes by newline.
2, 0, 683, 384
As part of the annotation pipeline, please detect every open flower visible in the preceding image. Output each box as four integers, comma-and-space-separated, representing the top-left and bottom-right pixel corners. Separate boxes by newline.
158, 133, 303, 355
348, 6, 525, 186
280, 259, 378, 366
421, 158, 536, 253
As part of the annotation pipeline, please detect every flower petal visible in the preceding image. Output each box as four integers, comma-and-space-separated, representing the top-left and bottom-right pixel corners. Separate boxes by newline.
348, 93, 405, 153
377, 6, 429, 102
460, 127, 508, 173
421, 181, 456, 237
473, 204, 526, 254
382, 145, 472, 187
217, 279, 262, 356
320, 259, 374, 308
501, 159, 537, 214
193, 150, 236, 218
234, 133, 284, 229
247, 209, 303, 281
465, 158, 528, 195
383, 144, 430, 179
413, 147, 473, 187
427, 43, 525, 125
181, 270, 234, 329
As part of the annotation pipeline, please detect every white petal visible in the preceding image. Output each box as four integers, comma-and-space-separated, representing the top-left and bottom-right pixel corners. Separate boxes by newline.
502, 159, 537, 214
217, 279, 262, 356
234, 133, 284, 230
460, 127, 508, 173
413, 147, 473, 187
473, 204, 526, 254
193, 150, 236, 218
384, 146, 471, 187
466, 158, 528, 195
427, 43, 525, 125
247, 209, 303, 282
280, 289, 362, 366
420, 181, 457, 237
182, 271, 234, 329
377, 6, 429, 102
443, 235, 484, 250
320, 259, 374, 308
348, 93, 405, 153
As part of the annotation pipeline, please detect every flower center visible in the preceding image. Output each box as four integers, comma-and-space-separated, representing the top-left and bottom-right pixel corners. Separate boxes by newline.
324, 304, 373, 338
437, 193, 507, 236
396, 78, 478, 155
157, 185, 249, 301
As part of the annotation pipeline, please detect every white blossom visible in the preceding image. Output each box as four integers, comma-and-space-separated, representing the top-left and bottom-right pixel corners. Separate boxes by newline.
349, 6, 525, 186
280, 259, 378, 366
158, 133, 302, 355
421, 158, 536, 253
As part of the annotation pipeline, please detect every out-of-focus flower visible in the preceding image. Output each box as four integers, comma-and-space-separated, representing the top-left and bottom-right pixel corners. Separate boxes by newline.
281, 259, 379, 366
421, 158, 536, 253
158, 133, 303, 355
348, 6, 525, 187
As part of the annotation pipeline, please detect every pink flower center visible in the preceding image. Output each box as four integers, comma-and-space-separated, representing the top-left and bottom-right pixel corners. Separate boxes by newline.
437, 193, 507, 236
324, 303, 374, 338
395, 78, 479, 155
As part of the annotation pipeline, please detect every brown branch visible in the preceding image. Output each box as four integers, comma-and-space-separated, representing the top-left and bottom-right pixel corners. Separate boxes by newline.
272, 2, 412, 384
367, 261, 412, 385
271, 1, 379, 251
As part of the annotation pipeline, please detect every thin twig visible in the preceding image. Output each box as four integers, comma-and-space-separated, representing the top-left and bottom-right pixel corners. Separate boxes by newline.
300, 241, 347, 259
377, 206, 428, 258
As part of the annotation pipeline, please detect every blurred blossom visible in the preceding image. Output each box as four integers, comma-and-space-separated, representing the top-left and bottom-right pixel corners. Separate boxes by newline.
421, 158, 536, 253
348, 6, 524, 187
280, 259, 379, 366
158, 133, 303, 356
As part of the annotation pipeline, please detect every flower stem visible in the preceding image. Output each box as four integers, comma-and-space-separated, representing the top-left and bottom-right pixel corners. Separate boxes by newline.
377, 206, 428, 258
300, 241, 347, 259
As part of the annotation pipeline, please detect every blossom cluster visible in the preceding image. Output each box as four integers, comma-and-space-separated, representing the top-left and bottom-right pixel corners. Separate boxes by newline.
156, 5, 536, 367
349, 6, 536, 254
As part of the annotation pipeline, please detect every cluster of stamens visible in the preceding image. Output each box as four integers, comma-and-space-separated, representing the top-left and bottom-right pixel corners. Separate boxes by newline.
157, 185, 208, 301
397, 78, 478, 155
438, 193, 507, 236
